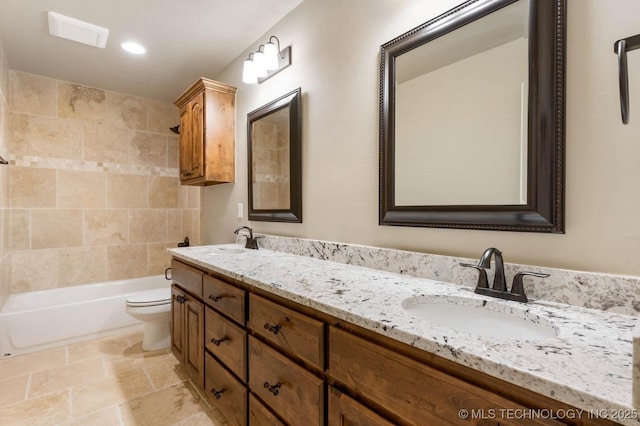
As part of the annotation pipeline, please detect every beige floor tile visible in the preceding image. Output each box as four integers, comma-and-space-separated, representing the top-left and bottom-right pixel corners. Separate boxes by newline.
119, 380, 212, 426
71, 367, 153, 417
61, 406, 122, 426
0, 389, 70, 426
102, 343, 169, 377
0, 347, 67, 381
173, 408, 230, 426
144, 352, 190, 391
29, 356, 107, 398
0, 374, 29, 407
68, 333, 133, 362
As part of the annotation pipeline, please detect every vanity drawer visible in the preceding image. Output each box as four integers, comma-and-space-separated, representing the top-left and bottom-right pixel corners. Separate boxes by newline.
329, 327, 562, 426
205, 352, 247, 426
203, 274, 245, 324
249, 394, 285, 426
171, 260, 202, 298
248, 336, 324, 426
328, 386, 394, 426
248, 294, 324, 368
205, 306, 247, 381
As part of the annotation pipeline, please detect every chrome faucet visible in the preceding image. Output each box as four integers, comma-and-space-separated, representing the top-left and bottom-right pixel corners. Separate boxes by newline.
461, 248, 549, 303
234, 226, 260, 250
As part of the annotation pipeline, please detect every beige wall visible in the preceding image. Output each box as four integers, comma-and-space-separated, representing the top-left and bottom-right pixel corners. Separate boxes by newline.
0, 40, 10, 306
6, 71, 200, 293
204, 0, 640, 276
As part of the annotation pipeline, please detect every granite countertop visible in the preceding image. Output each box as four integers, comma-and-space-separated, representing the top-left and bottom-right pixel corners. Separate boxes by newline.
169, 244, 639, 425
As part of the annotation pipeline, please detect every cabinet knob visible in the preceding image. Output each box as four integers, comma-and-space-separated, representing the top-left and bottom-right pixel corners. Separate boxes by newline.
210, 388, 226, 399
210, 337, 226, 346
263, 381, 281, 396
182, 171, 193, 177
263, 323, 281, 335
176, 295, 186, 304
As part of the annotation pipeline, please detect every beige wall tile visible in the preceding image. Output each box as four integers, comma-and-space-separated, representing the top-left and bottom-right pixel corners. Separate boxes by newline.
182, 209, 201, 245
186, 186, 202, 209
105, 91, 147, 131
29, 357, 107, 398
57, 82, 107, 122
84, 123, 132, 164
130, 132, 167, 167
10, 249, 59, 292
167, 210, 182, 241
167, 135, 178, 168
148, 99, 178, 135
107, 244, 148, 281
31, 209, 83, 249
106, 173, 147, 208
58, 246, 107, 287
9, 167, 56, 208
6, 113, 29, 155
84, 209, 128, 246
57, 170, 105, 208
0, 388, 70, 425
149, 176, 178, 208
9, 209, 30, 250
10, 113, 83, 160
129, 210, 167, 243
148, 242, 173, 276
8, 71, 56, 116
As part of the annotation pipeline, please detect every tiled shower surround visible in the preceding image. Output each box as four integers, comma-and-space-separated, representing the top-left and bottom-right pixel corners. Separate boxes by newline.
0, 41, 10, 307
4, 70, 201, 294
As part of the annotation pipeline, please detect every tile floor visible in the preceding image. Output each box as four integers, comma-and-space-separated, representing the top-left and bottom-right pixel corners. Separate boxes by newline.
0, 331, 229, 425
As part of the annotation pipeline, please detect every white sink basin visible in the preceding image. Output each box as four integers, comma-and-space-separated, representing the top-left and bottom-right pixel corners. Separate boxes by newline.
402, 295, 558, 340
201, 246, 246, 255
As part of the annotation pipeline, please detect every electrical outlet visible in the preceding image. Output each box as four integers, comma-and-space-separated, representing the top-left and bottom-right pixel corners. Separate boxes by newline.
237, 203, 243, 218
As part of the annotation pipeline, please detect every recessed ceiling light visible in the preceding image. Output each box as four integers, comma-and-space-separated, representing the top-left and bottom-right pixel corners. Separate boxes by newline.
121, 41, 146, 55
48, 11, 109, 48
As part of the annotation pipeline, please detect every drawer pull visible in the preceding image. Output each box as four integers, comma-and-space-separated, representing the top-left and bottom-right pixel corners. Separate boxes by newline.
210, 387, 226, 399
210, 337, 226, 346
263, 323, 282, 335
209, 294, 224, 302
176, 295, 186, 304
263, 381, 281, 396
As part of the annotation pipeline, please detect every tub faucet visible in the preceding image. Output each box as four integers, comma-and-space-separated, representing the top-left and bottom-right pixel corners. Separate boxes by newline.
234, 226, 260, 250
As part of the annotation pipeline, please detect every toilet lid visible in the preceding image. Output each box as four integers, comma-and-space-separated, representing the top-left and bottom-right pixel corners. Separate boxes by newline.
126, 288, 171, 307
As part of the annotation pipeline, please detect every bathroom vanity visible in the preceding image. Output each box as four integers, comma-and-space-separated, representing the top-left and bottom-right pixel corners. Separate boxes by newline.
169, 243, 638, 426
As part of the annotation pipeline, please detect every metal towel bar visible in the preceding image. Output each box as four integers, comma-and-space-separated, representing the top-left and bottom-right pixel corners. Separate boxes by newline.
614, 34, 640, 124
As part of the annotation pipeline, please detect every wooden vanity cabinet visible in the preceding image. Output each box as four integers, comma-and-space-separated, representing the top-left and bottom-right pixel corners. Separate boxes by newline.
328, 386, 395, 426
174, 78, 237, 186
171, 285, 204, 387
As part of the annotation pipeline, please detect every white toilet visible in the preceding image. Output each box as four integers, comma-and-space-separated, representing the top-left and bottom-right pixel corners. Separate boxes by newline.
125, 288, 172, 351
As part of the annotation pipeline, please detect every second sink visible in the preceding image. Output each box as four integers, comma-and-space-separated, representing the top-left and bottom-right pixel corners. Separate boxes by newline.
402, 295, 558, 340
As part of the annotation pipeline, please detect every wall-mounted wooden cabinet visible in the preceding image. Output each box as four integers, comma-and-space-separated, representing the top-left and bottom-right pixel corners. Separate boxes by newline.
174, 78, 237, 186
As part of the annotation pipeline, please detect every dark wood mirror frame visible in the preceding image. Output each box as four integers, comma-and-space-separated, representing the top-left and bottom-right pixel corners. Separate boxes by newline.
247, 87, 302, 222
379, 0, 565, 233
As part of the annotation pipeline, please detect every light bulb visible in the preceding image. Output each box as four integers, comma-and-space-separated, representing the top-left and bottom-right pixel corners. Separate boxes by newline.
242, 59, 257, 84
264, 42, 279, 71
253, 50, 267, 78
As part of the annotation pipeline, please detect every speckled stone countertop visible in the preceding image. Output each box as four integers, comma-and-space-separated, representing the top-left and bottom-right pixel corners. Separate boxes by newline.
169, 244, 639, 425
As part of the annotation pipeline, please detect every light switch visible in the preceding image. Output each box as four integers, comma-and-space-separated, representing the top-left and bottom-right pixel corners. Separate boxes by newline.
237, 203, 243, 218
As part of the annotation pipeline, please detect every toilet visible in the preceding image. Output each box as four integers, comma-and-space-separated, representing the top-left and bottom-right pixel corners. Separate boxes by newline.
125, 288, 172, 351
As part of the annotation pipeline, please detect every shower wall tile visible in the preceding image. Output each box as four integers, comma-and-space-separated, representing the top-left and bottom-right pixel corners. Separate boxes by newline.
8, 71, 56, 117
5, 70, 198, 294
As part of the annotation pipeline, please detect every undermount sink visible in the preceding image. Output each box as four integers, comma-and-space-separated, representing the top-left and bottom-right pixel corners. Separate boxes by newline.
402, 295, 558, 340
202, 246, 246, 255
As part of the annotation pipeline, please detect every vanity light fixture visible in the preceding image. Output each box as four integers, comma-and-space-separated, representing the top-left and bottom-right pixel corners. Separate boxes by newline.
242, 36, 292, 84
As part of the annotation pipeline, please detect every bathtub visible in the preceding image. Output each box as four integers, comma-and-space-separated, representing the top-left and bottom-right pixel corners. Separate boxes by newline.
0, 275, 170, 358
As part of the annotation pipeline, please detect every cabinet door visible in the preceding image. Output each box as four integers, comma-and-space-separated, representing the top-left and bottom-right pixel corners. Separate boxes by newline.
170, 285, 185, 362
184, 296, 204, 387
179, 91, 204, 181
328, 387, 394, 426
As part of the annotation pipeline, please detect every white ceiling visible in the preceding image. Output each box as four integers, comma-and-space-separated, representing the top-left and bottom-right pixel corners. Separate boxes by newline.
0, 0, 303, 102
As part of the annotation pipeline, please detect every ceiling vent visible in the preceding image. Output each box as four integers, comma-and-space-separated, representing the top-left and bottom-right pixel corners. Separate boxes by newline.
47, 11, 109, 48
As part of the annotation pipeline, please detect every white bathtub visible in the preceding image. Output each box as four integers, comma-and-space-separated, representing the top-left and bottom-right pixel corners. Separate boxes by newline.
0, 275, 170, 358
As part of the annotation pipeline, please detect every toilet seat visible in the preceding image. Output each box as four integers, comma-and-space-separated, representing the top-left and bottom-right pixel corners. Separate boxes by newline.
126, 288, 171, 307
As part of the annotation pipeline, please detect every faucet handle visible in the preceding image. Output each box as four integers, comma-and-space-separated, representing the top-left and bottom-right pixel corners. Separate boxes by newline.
511, 271, 550, 297
460, 263, 489, 289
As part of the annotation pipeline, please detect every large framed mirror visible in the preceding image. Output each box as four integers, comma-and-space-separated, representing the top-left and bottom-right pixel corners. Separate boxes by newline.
247, 87, 302, 222
379, 0, 565, 232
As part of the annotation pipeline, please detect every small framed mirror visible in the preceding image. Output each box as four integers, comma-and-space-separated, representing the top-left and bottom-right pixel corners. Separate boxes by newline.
247, 88, 302, 222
